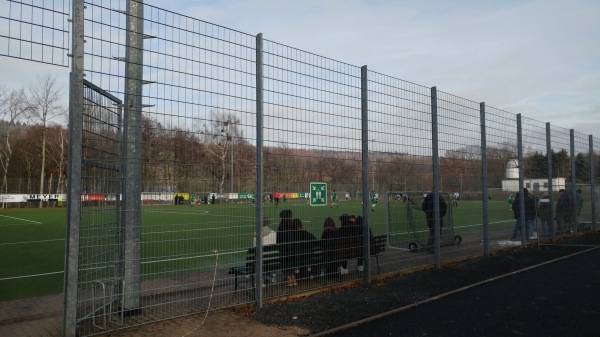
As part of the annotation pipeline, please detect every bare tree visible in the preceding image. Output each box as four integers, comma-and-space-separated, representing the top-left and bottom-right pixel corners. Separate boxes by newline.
200, 110, 242, 193
45, 126, 68, 194
0, 87, 31, 195
27, 74, 65, 206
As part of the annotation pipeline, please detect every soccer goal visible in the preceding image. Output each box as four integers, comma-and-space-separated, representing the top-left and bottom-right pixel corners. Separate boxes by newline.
386, 191, 461, 251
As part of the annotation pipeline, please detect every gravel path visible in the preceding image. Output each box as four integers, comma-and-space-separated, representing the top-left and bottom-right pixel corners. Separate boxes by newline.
250, 232, 600, 335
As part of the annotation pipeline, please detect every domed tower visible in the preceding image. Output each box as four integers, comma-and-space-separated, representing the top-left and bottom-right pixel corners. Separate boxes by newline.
505, 159, 519, 179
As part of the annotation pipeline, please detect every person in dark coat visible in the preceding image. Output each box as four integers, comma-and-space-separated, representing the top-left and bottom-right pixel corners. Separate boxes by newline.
422, 192, 448, 248
276, 209, 293, 244
555, 189, 572, 234
321, 217, 339, 275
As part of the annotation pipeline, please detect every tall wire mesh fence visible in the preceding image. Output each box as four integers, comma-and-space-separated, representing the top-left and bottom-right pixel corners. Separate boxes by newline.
0, 0, 70, 66
0, 1, 597, 336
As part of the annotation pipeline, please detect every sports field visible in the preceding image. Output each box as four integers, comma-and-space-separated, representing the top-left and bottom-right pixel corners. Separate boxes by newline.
0, 199, 519, 301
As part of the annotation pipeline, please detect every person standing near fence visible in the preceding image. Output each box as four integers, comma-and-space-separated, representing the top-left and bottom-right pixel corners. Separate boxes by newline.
421, 192, 448, 250
525, 189, 538, 240
555, 189, 572, 234
538, 194, 552, 237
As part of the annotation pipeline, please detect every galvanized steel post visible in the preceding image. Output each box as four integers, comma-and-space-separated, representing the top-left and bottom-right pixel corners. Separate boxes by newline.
480, 102, 489, 256
570, 130, 577, 233
255, 33, 265, 306
361, 65, 371, 281
517, 114, 526, 245
546, 123, 555, 239
590, 135, 597, 231
63, 0, 85, 335
431, 87, 441, 267
122, 0, 144, 313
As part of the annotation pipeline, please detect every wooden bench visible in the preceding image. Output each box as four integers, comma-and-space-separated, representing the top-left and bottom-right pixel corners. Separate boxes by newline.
229, 240, 323, 290
327, 234, 387, 274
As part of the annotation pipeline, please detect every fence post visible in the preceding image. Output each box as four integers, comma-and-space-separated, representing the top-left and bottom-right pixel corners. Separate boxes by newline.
570, 130, 577, 234
121, 0, 145, 314
546, 123, 555, 239
361, 65, 371, 281
254, 33, 265, 306
517, 114, 526, 245
431, 87, 441, 267
480, 102, 489, 256
63, 0, 85, 335
590, 135, 597, 231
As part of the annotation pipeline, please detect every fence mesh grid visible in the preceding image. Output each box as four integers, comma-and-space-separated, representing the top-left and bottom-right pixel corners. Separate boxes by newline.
0, 1, 597, 336
0, 0, 70, 66
71, 2, 599, 335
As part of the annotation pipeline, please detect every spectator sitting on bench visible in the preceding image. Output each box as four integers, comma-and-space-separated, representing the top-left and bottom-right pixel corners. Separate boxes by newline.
321, 217, 339, 275
285, 218, 317, 285
276, 209, 294, 244
353, 216, 372, 272
336, 214, 354, 274
253, 217, 276, 247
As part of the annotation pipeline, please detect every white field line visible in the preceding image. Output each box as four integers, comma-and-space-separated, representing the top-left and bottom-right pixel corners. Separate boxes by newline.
0, 238, 64, 246
0, 214, 43, 224
0, 271, 63, 281
144, 209, 209, 215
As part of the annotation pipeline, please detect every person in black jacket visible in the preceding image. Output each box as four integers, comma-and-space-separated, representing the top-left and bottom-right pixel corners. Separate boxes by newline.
321, 217, 339, 275
421, 192, 448, 248
276, 209, 293, 244
555, 189, 572, 234
510, 188, 536, 239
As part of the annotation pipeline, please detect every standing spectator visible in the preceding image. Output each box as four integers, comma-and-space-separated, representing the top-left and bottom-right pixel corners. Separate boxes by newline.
421, 192, 448, 249
510, 188, 536, 239
555, 189, 572, 234
525, 189, 538, 239
538, 194, 552, 237
575, 188, 583, 216
211, 194, 216, 205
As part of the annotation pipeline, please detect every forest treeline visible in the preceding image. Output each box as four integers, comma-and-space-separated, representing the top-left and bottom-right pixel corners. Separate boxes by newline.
2, 76, 597, 198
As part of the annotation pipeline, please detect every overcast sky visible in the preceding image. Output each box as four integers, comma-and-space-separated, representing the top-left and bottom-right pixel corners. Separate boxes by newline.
1, 0, 599, 138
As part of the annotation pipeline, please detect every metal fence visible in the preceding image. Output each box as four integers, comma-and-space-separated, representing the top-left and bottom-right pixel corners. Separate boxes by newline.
0, 1, 598, 336
0, 0, 70, 66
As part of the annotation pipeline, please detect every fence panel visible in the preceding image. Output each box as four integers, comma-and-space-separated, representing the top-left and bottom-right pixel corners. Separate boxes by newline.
261, 39, 363, 294
0, 0, 70, 66
367, 71, 436, 271
436, 91, 484, 259
73, 2, 260, 335
1, 1, 597, 336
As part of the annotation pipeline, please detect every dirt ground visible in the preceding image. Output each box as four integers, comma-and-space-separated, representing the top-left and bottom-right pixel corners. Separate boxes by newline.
248, 231, 600, 335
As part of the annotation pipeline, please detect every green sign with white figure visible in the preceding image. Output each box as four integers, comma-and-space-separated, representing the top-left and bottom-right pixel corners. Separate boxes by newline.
310, 182, 327, 206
